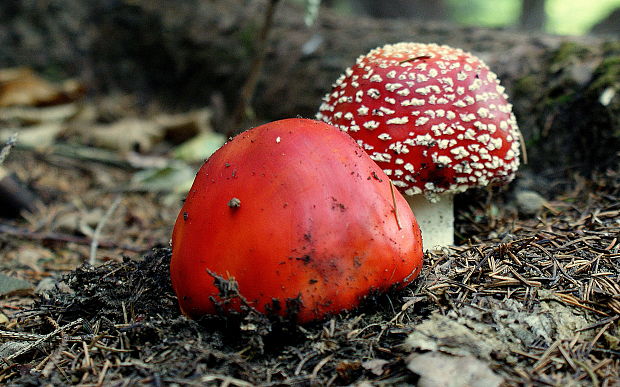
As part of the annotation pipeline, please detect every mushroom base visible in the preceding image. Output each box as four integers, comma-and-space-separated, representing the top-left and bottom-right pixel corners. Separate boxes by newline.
405, 193, 454, 251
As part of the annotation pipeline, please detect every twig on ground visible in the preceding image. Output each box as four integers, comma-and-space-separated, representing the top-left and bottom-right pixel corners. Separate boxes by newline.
0, 330, 93, 343
0, 318, 84, 369
89, 195, 123, 265
0, 223, 143, 252
0, 133, 18, 166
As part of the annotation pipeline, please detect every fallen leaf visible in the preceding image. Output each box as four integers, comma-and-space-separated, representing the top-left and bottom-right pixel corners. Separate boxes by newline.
5, 245, 54, 272
85, 118, 164, 153
0, 273, 33, 295
406, 352, 503, 387
0, 103, 79, 125
0, 68, 60, 107
0, 67, 83, 107
154, 108, 213, 144
405, 312, 504, 359
172, 131, 226, 162
405, 297, 593, 363
0, 123, 64, 148
361, 359, 389, 376
125, 152, 169, 169
55, 208, 105, 236
130, 161, 196, 194
335, 360, 361, 380
535, 289, 594, 340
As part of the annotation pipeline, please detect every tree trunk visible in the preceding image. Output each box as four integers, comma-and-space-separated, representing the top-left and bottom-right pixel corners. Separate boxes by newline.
519, 0, 546, 31
0, 0, 618, 175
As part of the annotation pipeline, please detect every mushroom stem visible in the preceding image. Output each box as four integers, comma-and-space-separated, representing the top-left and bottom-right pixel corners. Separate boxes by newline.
405, 193, 454, 251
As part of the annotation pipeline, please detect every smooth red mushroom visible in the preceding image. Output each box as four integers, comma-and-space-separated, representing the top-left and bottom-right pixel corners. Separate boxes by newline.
317, 42, 521, 249
170, 118, 423, 323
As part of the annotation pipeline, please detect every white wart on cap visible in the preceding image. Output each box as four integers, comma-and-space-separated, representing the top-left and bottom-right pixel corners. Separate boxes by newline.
317, 42, 521, 200
317, 42, 522, 249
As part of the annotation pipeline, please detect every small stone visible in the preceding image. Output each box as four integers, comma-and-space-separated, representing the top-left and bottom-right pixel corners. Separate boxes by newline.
0, 273, 32, 296
35, 277, 57, 294
515, 190, 546, 215
35, 278, 73, 295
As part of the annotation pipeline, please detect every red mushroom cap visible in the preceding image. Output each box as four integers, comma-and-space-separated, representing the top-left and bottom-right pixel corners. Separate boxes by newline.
317, 42, 521, 200
170, 118, 423, 323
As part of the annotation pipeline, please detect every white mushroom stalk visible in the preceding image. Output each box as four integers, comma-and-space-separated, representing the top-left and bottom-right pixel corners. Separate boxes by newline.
405, 193, 454, 250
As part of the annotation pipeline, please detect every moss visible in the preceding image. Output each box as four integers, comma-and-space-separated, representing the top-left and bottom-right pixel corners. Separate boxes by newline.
549, 42, 592, 70
513, 74, 540, 98
540, 43, 600, 109
236, 22, 261, 57
587, 53, 620, 140
589, 56, 620, 91
601, 40, 620, 54
545, 91, 575, 107
515, 41, 620, 172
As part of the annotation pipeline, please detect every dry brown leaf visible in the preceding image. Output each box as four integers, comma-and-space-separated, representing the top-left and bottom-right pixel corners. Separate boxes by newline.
0, 103, 80, 125
85, 118, 164, 153
5, 245, 55, 272
154, 108, 213, 144
0, 67, 83, 107
0, 123, 64, 148
55, 208, 105, 236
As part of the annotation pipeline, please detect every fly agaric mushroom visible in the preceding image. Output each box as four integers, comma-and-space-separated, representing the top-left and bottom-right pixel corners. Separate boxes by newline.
317, 42, 521, 249
170, 118, 423, 323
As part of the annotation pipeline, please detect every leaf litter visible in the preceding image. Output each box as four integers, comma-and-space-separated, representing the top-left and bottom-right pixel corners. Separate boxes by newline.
0, 68, 618, 386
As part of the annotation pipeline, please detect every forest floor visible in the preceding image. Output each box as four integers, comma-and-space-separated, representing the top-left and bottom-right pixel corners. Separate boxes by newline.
0, 73, 618, 386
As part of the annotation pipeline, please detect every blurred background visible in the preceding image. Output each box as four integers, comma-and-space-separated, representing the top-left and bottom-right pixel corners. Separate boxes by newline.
314, 0, 620, 36
0, 0, 618, 255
